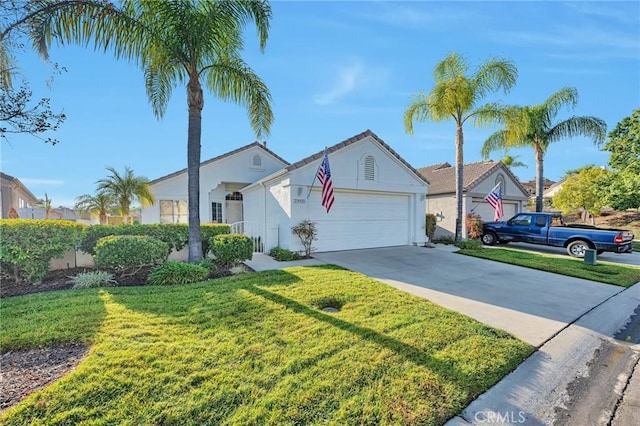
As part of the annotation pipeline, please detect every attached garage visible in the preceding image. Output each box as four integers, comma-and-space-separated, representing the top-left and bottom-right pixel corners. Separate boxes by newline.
472, 200, 519, 223
241, 130, 429, 253
308, 190, 411, 251
419, 160, 529, 238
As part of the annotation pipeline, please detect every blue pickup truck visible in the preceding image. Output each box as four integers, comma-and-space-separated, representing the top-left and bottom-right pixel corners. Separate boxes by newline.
481, 212, 635, 258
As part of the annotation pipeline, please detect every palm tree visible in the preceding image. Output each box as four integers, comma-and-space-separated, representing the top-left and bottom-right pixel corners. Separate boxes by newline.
96, 166, 154, 224
75, 192, 116, 224
481, 87, 607, 212
24, 0, 273, 261
501, 154, 527, 169
404, 52, 518, 240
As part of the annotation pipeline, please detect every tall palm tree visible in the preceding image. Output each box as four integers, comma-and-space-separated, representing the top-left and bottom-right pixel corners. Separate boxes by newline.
481, 87, 607, 212
96, 166, 154, 224
24, 0, 273, 261
404, 52, 518, 240
75, 192, 116, 224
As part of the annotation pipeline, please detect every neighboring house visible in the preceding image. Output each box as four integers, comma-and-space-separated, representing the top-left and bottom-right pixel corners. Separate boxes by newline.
144, 130, 428, 253
520, 178, 555, 198
242, 130, 428, 252
418, 161, 529, 238
542, 177, 567, 200
0, 172, 38, 219
142, 142, 289, 225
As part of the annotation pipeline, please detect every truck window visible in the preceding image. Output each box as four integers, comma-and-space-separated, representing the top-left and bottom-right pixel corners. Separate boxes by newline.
535, 216, 547, 227
512, 214, 532, 226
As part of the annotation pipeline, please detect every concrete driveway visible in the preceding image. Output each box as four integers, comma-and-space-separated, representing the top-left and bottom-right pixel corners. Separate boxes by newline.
313, 245, 625, 347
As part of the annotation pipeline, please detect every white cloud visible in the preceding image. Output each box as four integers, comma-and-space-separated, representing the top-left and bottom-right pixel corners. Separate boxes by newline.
19, 178, 65, 186
313, 59, 390, 106
492, 25, 639, 56
313, 62, 365, 106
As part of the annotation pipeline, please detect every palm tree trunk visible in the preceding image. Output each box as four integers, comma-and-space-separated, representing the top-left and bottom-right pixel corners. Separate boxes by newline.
535, 143, 544, 212
99, 213, 106, 225
187, 76, 204, 262
455, 124, 464, 241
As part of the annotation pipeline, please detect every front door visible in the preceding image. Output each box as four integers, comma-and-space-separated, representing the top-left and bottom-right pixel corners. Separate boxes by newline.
225, 200, 243, 224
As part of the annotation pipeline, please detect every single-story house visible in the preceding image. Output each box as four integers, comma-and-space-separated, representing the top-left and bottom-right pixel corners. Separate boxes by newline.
142, 142, 289, 225
418, 161, 529, 238
0, 172, 38, 219
142, 130, 429, 253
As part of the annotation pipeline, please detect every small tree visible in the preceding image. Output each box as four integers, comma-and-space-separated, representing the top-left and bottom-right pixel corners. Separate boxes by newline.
553, 166, 607, 224
465, 213, 483, 240
292, 220, 317, 258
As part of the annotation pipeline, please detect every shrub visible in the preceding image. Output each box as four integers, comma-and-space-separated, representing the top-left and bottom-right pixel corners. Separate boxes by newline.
211, 234, 253, 268
79, 223, 230, 256
465, 213, 483, 240
196, 257, 218, 272
94, 235, 169, 271
456, 239, 483, 250
269, 247, 301, 261
432, 235, 456, 245
292, 220, 317, 258
201, 224, 232, 256
0, 219, 85, 283
147, 261, 210, 286
69, 271, 116, 289
425, 213, 437, 242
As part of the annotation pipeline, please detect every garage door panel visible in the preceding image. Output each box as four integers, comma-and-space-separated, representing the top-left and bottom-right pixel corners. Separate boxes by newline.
308, 191, 410, 251
473, 201, 517, 223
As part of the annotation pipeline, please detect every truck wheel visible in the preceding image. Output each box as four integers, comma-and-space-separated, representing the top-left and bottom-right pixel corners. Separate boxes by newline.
481, 232, 497, 246
566, 240, 590, 258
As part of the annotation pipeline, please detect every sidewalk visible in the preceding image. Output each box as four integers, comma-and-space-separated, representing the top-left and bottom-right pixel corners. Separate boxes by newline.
245, 252, 326, 271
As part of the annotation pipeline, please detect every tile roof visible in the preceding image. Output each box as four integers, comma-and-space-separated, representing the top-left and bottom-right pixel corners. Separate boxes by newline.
417, 160, 528, 196
150, 142, 289, 184
285, 129, 429, 185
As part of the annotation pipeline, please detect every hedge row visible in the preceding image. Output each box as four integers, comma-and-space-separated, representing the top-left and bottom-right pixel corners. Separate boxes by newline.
79, 223, 230, 255
0, 219, 85, 283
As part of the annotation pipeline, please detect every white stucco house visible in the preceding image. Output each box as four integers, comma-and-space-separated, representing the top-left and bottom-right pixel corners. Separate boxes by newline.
143, 130, 429, 253
418, 161, 529, 238
142, 142, 289, 225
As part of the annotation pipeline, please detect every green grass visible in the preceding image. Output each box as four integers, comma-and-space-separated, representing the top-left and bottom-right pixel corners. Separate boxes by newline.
458, 248, 640, 287
1, 266, 531, 425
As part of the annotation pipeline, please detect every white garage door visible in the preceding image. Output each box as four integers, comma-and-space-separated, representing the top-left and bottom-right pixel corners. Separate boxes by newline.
473, 200, 518, 223
308, 190, 411, 252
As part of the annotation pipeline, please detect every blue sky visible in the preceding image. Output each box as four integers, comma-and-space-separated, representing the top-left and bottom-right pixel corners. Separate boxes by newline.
2, 0, 639, 207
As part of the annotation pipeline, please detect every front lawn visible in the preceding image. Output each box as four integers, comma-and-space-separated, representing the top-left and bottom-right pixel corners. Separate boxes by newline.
458, 248, 640, 287
1, 266, 531, 425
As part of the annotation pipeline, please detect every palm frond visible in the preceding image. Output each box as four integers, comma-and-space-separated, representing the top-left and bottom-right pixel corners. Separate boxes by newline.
403, 92, 433, 134
433, 52, 468, 82
203, 55, 273, 138
481, 130, 508, 159
543, 87, 578, 121
547, 116, 607, 146
472, 56, 518, 101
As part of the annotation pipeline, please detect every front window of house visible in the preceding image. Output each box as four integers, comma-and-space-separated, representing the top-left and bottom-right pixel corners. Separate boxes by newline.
211, 202, 223, 223
160, 200, 187, 224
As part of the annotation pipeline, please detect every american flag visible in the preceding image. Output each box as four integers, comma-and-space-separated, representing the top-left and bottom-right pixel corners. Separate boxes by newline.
485, 183, 503, 221
316, 151, 335, 213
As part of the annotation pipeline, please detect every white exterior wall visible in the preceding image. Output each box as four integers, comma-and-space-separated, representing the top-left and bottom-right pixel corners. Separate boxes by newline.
142, 146, 286, 224
426, 194, 457, 239
260, 136, 427, 252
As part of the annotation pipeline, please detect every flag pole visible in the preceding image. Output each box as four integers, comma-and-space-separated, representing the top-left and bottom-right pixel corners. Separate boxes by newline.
307, 147, 327, 200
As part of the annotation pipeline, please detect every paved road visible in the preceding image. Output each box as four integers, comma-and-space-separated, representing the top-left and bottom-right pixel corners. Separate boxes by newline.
502, 242, 639, 266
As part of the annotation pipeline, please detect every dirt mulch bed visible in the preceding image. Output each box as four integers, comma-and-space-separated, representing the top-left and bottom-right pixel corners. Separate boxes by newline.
1, 266, 234, 299
0, 342, 89, 411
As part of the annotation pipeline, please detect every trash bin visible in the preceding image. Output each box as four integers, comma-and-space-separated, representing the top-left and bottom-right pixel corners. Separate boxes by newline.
584, 249, 597, 265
